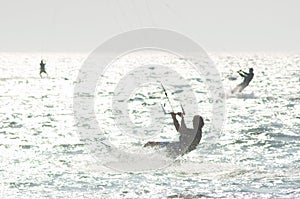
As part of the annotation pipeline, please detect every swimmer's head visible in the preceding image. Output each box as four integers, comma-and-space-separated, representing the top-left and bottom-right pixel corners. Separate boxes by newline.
193, 115, 204, 129
249, 68, 254, 72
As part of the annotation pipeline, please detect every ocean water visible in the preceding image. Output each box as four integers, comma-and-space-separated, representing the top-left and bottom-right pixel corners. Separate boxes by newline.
0, 52, 299, 198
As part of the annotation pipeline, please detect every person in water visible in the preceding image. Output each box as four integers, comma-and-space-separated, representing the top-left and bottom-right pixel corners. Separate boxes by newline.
144, 112, 204, 155
231, 68, 254, 94
40, 60, 48, 77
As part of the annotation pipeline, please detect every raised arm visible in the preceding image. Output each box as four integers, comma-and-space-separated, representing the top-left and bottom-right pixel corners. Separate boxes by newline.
171, 112, 180, 132
180, 114, 187, 130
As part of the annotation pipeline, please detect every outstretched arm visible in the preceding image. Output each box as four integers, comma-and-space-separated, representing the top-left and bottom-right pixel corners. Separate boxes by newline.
238, 71, 247, 77
242, 71, 248, 75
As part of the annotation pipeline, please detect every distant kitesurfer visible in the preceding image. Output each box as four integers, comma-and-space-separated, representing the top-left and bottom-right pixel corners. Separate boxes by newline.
144, 112, 204, 155
231, 68, 254, 94
40, 60, 48, 78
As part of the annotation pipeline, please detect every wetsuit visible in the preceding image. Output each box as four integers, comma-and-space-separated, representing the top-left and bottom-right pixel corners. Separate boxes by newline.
144, 114, 203, 156
232, 70, 254, 93
40, 61, 48, 77
177, 116, 203, 154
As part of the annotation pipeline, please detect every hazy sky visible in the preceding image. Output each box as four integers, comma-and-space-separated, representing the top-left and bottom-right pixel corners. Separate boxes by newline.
1, 0, 299, 52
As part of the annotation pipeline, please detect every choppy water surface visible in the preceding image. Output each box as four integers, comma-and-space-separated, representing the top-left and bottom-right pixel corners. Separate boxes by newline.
0, 52, 299, 198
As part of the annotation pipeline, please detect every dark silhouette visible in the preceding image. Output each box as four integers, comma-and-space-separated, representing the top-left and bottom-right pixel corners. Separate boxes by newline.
40, 60, 48, 78
144, 112, 204, 155
231, 68, 254, 94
